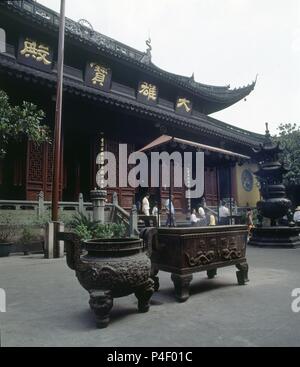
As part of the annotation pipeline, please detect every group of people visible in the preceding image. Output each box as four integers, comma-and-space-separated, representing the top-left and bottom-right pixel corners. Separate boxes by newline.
190, 200, 232, 227
139, 193, 300, 232
140, 195, 239, 228
190, 207, 216, 227
141, 193, 176, 227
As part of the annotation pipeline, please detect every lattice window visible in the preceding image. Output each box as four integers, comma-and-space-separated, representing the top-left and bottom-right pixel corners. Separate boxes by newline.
26, 141, 62, 200
46, 143, 54, 183
27, 142, 44, 183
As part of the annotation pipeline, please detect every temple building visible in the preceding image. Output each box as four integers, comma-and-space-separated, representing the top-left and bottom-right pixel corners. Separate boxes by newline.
0, 0, 262, 214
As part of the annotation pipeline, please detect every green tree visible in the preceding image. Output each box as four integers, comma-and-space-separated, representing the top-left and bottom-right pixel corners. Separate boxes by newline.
0, 89, 50, 158
274, 123, 300, 186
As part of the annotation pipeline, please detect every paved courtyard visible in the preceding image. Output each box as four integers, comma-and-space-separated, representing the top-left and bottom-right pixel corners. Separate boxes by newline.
1, 246, 300, 347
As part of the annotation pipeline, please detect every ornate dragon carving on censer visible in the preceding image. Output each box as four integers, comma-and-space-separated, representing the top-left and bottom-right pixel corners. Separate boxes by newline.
185, 250, 216, 267
252, 123, 295, 227
184, 236, 244, 266
221, 247, 242, 260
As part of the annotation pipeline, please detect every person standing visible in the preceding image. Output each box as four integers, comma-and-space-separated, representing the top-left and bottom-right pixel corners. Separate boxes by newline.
152, 201, 160, 227
205, 208, 216, 226
198, 205, 205, 219
152, 202, 159, 217
165, 195, 176, 227
190, 209, 200, 227
219, 201, 230, 225
198, 204, 206, 226
246, 208, 254, 239
246, 208, 254, 241
294, 206, 300, 224
142, 193, 150, 216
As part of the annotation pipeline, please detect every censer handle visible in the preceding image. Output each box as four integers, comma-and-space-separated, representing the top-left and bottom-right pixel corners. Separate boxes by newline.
58, 232, 82, 270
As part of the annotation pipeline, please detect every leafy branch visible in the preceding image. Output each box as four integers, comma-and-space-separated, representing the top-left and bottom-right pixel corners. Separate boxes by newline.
0, 89, 51, 157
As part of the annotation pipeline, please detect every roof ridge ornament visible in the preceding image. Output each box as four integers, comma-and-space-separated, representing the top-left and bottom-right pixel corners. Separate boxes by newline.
78, 19, 94, 31
263, 122, 273, 146
140, 37, 152, 65
3, 1, 258, 109
265, 122, 270, 137
78, 19, 94, 37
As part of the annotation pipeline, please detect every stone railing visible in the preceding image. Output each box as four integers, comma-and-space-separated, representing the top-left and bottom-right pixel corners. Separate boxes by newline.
107, 202, 139, 237
0, 191, 139, 235
0, 192, 93, 224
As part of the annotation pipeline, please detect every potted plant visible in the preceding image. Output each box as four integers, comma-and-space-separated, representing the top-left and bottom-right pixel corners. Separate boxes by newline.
18, 227, 42, 256
69, 213, 95, 239
0, 215, 14, 257
59, 214, 154, 328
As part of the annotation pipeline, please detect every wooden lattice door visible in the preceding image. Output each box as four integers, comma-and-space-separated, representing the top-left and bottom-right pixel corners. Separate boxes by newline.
204, 167, 218, 206
26, 141, 62, 201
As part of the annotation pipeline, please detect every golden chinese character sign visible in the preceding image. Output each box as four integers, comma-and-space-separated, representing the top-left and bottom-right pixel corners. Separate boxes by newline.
176, 97, 192, 116
85, 62, 112, 91
137, 81, 158, 105
18, 37, 53, 72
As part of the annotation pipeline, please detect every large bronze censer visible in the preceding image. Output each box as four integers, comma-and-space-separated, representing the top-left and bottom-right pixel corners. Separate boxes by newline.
60, 232, 154, 328
249, 123, 300, 247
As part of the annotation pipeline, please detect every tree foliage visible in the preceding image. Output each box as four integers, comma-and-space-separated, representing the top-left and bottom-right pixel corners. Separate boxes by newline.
0, 89, 50, 158
273, 123, 300, 186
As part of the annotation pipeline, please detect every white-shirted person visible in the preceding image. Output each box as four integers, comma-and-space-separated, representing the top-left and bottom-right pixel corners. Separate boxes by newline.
294, 206, 300, 223
142, 193, 150, 216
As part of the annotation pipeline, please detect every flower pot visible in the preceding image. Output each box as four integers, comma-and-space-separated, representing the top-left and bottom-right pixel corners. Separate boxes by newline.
59, 232, 154, 328
0, 243, 12, 257
22, 241, 44, 255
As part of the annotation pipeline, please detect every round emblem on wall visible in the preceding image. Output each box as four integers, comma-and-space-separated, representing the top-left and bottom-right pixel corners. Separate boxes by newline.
241, 169, 253, 192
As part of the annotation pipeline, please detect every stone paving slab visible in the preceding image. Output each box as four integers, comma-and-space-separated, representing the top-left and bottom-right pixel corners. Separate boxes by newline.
0, 247, 300, 347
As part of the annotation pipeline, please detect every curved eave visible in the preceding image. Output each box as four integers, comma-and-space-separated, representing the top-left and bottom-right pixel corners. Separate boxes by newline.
252, 143, 283, 156
1, 1, 256, 111
150, 62, 256, 109
0, 54, 263, 149
139, 135, 250, 160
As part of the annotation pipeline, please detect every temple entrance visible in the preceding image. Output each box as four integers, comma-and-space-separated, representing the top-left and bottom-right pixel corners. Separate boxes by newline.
63, 133, 91, 202
204, 167, 218, 206
219, 166, 231, 201
0, 142, 26, 200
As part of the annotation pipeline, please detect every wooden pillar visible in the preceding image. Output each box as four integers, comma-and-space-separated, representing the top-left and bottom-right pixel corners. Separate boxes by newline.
44, 221, 64, 259
216, 166, 220, 224
168, 162, 172, 227
229, 165, 233, 225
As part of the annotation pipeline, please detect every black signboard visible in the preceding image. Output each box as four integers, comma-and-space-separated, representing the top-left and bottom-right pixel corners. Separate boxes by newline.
137, 81, 158, 105
175, 97, 193, 116
85, 62, 112, 92
17, 36, 53, 72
